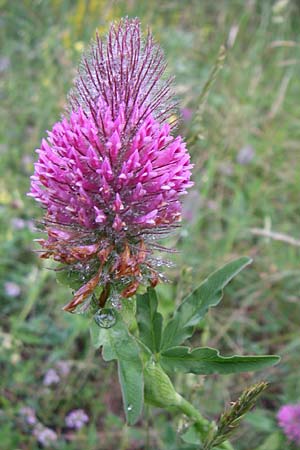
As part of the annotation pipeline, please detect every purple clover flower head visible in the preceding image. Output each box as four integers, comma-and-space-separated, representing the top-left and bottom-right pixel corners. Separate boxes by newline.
277, 404, 300, 444
236, 144, 255, 165
4, 281, 21, 297
65, 409, 89, 430
19, 406, 37, 425
55, 360, 71, 377
33, 424, 58, 447
11, 217, 26, 230
43, 368, 60, 386
29, 18, 193, 312
182, 190, 202, 223
181, 107, 193, 122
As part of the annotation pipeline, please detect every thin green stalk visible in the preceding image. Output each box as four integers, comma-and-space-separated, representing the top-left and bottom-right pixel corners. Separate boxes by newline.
178, 395, 209, 436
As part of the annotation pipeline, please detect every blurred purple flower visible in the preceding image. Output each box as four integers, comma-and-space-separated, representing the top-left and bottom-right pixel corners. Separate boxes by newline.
28, 18, 193, 312
277, 404, 300, 444
56, 360, 71, 377
11, 217, 35, 232
236, 145, 255, 165
43, 369, 60, 386
4, 281, 21, 297
19, 406, 37, 425
22, 154, 34, 165
0, 57, 10, 73
219, 162, 233, 176
27, 220, 36, 232
65, 409, 89, 430
33, 424, 58, 447
182, 190, 202, 223
207, 199, 219, 211
181, 107, 193, 122
11, 218, 26, 230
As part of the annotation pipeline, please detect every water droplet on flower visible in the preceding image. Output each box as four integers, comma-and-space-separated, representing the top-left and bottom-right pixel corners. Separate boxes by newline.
110, 293, 121, 309
94, 308, 116, 328
158, 273, 169, 283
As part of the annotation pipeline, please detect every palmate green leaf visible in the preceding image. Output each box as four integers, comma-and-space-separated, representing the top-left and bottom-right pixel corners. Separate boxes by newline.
136, 288, 163, 353
160, 346, 280, 375
161, 257, 252, 350
90, 314, 143, 425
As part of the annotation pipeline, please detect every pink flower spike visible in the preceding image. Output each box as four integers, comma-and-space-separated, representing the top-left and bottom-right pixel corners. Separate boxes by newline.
94, 207, 106, 223
113, 193, 124, 212
277, 404, 300, 444
28, 18, 193, 312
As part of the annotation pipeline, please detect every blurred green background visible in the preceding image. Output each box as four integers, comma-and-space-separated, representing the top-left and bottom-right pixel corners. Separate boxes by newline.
1, 0, 300, 449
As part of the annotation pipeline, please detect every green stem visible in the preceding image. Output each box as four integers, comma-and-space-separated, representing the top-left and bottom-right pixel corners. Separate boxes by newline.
178, 396, 234, 450
177, 395, 209, 437
143, 360, 234, 449
120, 424, 129, 450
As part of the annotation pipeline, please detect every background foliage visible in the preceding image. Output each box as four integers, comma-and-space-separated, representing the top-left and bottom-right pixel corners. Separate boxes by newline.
1, 0, 300, 448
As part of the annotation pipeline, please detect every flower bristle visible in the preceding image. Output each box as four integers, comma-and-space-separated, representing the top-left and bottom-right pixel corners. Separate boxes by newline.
69, 18, 177, 129
29, 18, 193, 312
